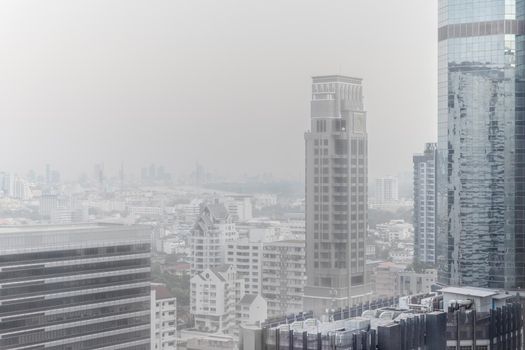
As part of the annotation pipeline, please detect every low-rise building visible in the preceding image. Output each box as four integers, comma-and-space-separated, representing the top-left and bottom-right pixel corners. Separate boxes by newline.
236, 294, 267, 329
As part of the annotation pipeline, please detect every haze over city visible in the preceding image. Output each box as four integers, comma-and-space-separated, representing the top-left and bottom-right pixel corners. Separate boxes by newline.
0, 0, 437, 180
3, 1, 524, 350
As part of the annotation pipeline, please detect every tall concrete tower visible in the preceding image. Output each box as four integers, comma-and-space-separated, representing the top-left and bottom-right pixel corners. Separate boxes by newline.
304, 75, 371, 316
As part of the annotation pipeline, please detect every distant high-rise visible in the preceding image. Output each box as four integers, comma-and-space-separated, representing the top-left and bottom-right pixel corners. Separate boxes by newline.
0, 224, 152, 350
413, 143, 437, 265
437, 0, 525, 288
375, 176, 399, 204
304, 75, 371, 315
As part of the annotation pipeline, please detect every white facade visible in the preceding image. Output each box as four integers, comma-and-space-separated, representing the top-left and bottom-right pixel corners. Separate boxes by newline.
398, 269, 437, 296
226, 240, 264, 295
375, 176, 399, 204
190, 204, 238, 275
224, 196, 253, 222
374, 262, 437, 298
151, 283, 177, 350
236, 294, 267, 327
190, 265, 244, 335
262, 240, 306, 317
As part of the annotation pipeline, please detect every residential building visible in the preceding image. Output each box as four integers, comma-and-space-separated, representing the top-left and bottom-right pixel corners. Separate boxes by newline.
374, 263, 437, 298
151, 283, 177, 350
262, 239, 306, 318
413, 143, 437, 265
375, 176, 399, 204
398, 269, 437, 296
0, 224, 152, 350
226, 239, 264, 295
304, 75, 371, 316
437, 0, 525, 288
190, 265, 244, 335
374, 262, 405, 298
190, 203, 238, 275
236, 294, 267, 328
224, 196, 253, 222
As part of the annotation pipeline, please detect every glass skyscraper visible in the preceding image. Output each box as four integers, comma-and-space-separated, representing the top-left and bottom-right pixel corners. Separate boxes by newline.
437, 0, 525, 288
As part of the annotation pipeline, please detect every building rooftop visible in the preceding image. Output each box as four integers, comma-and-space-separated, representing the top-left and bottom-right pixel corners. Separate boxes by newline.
312, 75, 362, 84
151, 283, 174, 300
239, 294, 258, 305
0, 223, 146, 234
440, 286, 499, 298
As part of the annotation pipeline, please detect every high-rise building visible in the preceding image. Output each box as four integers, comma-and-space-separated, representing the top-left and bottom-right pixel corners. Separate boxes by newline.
190, 203, 238, 275
262, 239, 306, 318
437, 1, 525, 288
0, 224, 152, 350
304, 75, 371, 315
375, 176, 399, 204
226, 239, 264, 295
413, 143, 437, 265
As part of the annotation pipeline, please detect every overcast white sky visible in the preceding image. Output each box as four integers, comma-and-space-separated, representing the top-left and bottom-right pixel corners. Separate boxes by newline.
0, 0, 437, 181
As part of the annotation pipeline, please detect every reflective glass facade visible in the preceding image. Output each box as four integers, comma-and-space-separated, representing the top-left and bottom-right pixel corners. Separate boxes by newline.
438, 0, 525, 288
0, 224, 152, 350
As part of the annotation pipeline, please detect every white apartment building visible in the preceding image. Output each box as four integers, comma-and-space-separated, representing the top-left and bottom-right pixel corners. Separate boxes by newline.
190, 265, 245, 335
183, 199, 203, 224
398, 269, 437, 296
226, 239, 264, 295
151, 283, 177, 350
190, 203, 238, 275
374, 262, 437, 298
262, 240, 306, 318
223, 196, 253, 222
375, 176, 399, 204
236, 294, 267, 328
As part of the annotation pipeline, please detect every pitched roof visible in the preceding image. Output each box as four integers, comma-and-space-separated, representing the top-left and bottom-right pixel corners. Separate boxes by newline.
207, 204, 229, 220
240, 294, 258, 305
151, 283, 174, 300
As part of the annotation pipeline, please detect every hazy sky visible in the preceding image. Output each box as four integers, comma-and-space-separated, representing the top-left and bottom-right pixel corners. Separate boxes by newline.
0, 0, 437, 182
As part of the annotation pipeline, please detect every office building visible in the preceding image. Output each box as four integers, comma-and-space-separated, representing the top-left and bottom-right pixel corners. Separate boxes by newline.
375, 176, 399, 204
437, 0, 525, 288
413, 143, 437, 265
304, 75, 370, 315
0, 224, 152, 350
151, 283, 177, 350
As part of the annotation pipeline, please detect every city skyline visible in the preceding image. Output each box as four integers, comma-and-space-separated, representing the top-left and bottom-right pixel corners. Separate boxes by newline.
0, 0, 437, 182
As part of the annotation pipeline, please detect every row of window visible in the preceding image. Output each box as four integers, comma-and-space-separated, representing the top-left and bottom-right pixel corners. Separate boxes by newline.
0, 286, 150, 316
0, 244, 150, 266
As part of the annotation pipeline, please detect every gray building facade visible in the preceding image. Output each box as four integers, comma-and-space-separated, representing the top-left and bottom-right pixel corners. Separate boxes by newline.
304, 75, 371, 316
0, 224, 151, 350
437, 0, 525, 288
414, 143, 438, 266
